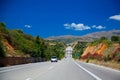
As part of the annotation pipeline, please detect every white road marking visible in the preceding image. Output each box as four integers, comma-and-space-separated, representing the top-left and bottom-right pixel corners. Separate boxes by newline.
48, 66, 54, 70
75, 62, 102, 80
87, 62, 120, 73
25, 78, 32, 80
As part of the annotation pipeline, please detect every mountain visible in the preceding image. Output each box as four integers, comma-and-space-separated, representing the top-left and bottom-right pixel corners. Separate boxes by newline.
82, 30, 120, 39
46, 30, 120, 43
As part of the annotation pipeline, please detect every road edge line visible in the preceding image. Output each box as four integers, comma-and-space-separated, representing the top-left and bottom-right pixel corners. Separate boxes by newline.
74, 62, 102, 80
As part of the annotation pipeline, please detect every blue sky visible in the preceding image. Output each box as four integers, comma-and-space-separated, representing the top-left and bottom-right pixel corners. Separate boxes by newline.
0, 0, 120, 38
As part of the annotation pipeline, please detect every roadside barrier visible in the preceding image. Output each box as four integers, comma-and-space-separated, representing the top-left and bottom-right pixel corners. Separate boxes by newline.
0, 57, 46, 67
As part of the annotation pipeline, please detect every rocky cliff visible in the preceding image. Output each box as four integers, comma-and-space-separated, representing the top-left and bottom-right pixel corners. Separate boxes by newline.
81, 43, 107, 59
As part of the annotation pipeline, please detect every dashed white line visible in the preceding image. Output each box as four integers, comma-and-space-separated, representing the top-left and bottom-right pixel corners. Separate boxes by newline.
25, 78, 32, 80
75, 62, 102, 80
48, 66, 54, 70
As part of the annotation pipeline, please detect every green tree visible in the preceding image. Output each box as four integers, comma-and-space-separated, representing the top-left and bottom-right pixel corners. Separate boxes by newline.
100, 37, 107, 41
73, 42, 87, 59
111, 36, 119, 42
32, 35, 46, 58
0, 22, 8, 34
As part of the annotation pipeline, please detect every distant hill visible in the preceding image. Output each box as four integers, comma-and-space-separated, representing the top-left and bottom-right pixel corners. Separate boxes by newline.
46, 35, 83, 44
46, 30, 120, 43
82, 30, 120, 39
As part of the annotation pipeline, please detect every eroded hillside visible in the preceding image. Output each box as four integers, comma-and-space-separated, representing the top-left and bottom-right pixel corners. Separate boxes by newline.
82, 43, 107, 58
81, 37, 120, 62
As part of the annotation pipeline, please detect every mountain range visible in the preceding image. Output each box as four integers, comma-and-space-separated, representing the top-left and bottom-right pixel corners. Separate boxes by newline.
46, 30, 120, 43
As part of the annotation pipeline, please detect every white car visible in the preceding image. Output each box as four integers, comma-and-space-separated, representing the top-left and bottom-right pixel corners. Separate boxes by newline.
51, 56, 58, 62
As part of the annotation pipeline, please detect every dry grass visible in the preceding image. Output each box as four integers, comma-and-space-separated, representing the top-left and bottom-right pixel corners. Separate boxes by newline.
80, 59, 120, 70
89, 60, 120, 70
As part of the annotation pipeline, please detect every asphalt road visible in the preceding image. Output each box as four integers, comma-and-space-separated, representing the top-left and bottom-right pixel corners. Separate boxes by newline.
0, 57, 120, 80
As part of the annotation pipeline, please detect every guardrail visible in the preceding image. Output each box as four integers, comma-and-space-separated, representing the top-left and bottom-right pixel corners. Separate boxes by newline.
0, 57, 47, 67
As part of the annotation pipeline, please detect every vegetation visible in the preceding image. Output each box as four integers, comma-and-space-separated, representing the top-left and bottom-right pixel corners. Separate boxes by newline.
111, 36, 120, 44
0, 22, 65, 60
51, 38, 74, 44
102, 46, 120, 62
0, 22, 8, 34
72, 41, 87, 59
88, 37, 111, 47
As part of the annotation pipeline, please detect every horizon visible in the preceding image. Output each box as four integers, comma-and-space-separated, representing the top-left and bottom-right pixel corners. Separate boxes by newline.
0, 0, 120, 38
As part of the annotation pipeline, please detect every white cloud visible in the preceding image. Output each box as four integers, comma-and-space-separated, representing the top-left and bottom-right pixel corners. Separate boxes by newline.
24, 25, 31, 28
92, 25, 105, 29
109, 14, 120, 21
64, 23, 70, 26
64, 23, 91, 31
64, 23, 106, 30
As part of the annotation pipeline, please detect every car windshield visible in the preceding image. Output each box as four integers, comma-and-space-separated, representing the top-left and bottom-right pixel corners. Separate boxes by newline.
51, 56, 57, 58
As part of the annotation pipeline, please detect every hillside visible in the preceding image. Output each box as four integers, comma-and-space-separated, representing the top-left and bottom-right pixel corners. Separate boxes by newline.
46, 30, 120, 43
80, 37, 120, 62
82, 30, 120, 39
0, 22, 65, 60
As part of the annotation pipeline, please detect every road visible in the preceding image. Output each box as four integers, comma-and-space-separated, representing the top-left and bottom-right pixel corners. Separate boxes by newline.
0, 57, 120, 80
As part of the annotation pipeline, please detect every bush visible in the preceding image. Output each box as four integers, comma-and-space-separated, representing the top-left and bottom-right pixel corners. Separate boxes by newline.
111, 36, 120, 44
0, 22, 8, 34
86, 58, 90, 63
